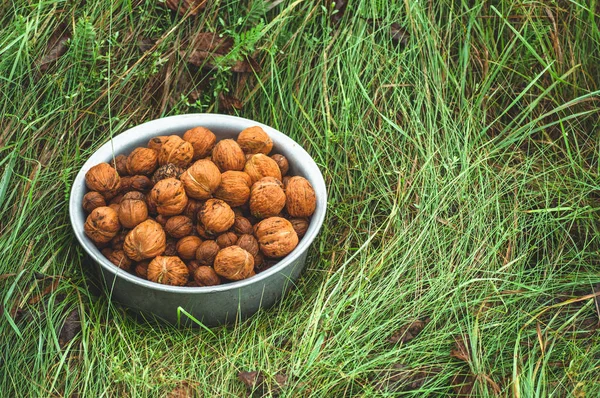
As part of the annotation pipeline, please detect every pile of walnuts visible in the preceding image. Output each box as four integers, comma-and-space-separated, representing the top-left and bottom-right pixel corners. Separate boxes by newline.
82, 126, 316, 287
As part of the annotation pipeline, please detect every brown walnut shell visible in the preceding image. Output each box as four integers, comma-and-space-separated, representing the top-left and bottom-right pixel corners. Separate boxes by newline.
196, 223, 216, 239
83, 191, 106, 213
176, 236, 203, 260
120, 175, 153, 193
282, 176, 291, 189
164, 238, 178, 256
126, 147, 159, 176
214, 171, 251, 207
285, 176, 317, 217
149, 178, 188, 216
237, 234, 259, 257
244, 154, 282, 184
195, 240, 220, 266
199, 199, 235, 234
237, 126, 273, 154
254, 217, 299, 258
289, 218, 310, 239
180, 159, 221, 200
270, 154, 289, 176
148, 136, 169, 151
118, 191, 149, 229
183, 199, 203, 220
216, 232, 238, 249
213, 246, 254, 281
212, 139, 245, 172
165, 215, 194, 238
183, 126, 216, 160
135, 261, 150, 279
186, 260, 201, 276
193, 266, 221, 286
110, 230, 129, 251
232, 216, 253, 235
110, 194, 124, 205
109, 203, 120, 213
85, 163, 121, 197
158, 135, 194, 168
84, 206, 121, 244
111, 154, 129, 176
123, 219, 166, 261
147, 256, 189, 286
249, 177, 286, 219
152, 163, 185, 185
101, 248, 132, 271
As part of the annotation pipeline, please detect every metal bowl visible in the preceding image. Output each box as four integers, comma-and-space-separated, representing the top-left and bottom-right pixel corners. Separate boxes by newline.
69, 114, 327, 326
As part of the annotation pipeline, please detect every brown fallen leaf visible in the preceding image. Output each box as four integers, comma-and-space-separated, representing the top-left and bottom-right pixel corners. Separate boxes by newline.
164, 0, 206, 16
373, 364, 442, 393
230, 57, 261, 73
138, 37, 156, 53
388, 317, 430, 344
28, 278, 60, 305
218, 93, 243, 112
238, 371, 288, 397
451, 373, 476, 396
59, 308, 81, 348
451, 335, 471, 363
193, 32, 233, 54
39, 22, 71, 73
167, 381, 196, 398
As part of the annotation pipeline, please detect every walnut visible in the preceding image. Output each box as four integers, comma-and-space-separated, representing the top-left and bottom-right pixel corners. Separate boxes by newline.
125, 147, 158, 176
244, 154, 282, 184
199, 199, 235, 234
183, 126, 216, 160
164, 215, 193, 238
176, 236, 203, 260
123, 219, 166, 261
110, 230, 129, 250
120, 175, 153, 194
110, 194, 124, 205
282, 176, 291, 188
213, 246, 254, 281
212, 139, 245, 171
118, 191, 149, 229
83, 191, 106, 213
158, 135, 194, 168
237, 234, 259, 257
147, 256, 189, 286
148, 136, 169, 151
135, 260, 150, 279
254, 217, 298, 258
289, 218, 310, 239
164, 238, 178, 256
249, 177, 286, 219
186, 260, 201, 277
193, 266, 221, 286
253, 252, 265, 270
270, 154, 289, 176
85, 163, 121, 198
101, 248, 132, 271
183, 199, 202, 220
216, 232, 238, 248
111, 154, 129, 176
152, 163, 185, 185
214, 171, 251, 207
232, 215, 253, 235
195, 240, 219, 266
155, 214, 169, 226
237, 126, 273, 154
180, 159, 221, 200
285, 176, 316, 217
149, 178, 188, 216
84, 206, 121, 244
196, 223, 216, 239
109, 203, 121, 213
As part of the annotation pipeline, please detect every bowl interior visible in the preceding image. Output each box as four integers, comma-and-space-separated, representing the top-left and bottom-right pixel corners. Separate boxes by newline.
69, 114, 327, 293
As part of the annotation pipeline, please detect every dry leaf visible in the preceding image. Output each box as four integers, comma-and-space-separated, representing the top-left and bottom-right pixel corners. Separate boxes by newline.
164, 0, 206, 16
167, 381, 196, 398
238, 371, 288, 397
39, 23, 71, 73
451, 335, 471, 363
388, 317, 430, 344
218, 94, 243, 111
451, 373, 475, 396
373, 364, 442, 393
193, 32, 233, 54
139, 37, 156, 53
59, 308, 81, 348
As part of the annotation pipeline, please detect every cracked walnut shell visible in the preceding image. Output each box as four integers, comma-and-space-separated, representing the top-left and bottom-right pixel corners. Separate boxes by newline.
158, 135, 194, 168
244, 154, 282, 184
84, 206, 121, 244
214, 171, 251, 207
237, 126, 273, 154
199, 199, 235, 234
213, 246, 254, 281
254, 217, 298, 258
123, 219, 166, 261
180, 159, 221, 200
249, 177, 286, 219
285, 176, 316, 217
147, 256, 189, 286
212, 139, 245, 172
149, 178, 188, 216
183, 126, 216, 160
152, 163, 185, 185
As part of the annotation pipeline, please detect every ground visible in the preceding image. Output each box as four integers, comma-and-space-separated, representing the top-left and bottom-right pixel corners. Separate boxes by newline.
1, 0, 600, 396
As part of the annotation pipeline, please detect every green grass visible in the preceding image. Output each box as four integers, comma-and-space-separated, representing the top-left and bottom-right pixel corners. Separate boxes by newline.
1, 0, 600, 396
